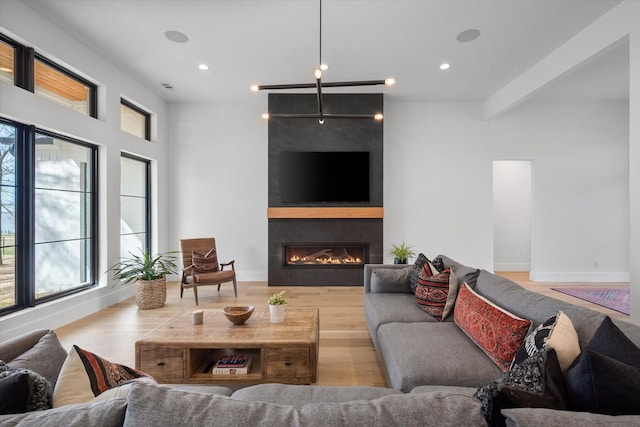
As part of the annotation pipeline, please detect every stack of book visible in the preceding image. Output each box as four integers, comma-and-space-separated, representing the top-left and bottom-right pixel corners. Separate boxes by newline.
211, 354, 252, 375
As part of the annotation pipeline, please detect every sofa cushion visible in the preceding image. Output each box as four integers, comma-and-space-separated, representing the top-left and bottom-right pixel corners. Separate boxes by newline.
125, 382, 300, 426
410, 253, 439, 294
511, 311, 580, 372
377, 322, 502, 391
475, 348, 566, 426
0, 361, 53, 413
370, 267, 412, 293
415, 269, 459, 320
564, 349, 640, 416
501, 407, 640, 427
53, 345, 153, 407
232, 384, 402, 408
0, 396, 127, 427
581, 315, 640, 367
454, 283, 532, 372
7, 331, 68, 389
124, 382, 486, 427
0, 330, 49, 364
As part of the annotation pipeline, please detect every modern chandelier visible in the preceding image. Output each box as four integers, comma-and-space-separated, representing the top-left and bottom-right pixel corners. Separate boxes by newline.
251, 0, 394, 123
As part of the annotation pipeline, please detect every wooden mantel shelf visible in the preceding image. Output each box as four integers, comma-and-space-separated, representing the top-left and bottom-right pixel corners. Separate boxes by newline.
267, 207, 384, 219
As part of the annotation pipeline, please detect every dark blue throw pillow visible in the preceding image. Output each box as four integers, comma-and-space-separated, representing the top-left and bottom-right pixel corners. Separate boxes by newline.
583, 316, 640, 367
565, 349, 640, 415
0, 371, 32, 414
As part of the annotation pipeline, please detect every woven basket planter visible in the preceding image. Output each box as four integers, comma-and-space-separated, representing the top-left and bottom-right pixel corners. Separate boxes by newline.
135, 277, 167, 309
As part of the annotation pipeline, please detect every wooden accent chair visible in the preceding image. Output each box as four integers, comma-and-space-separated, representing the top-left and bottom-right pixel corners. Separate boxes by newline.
180, 237, 237, 305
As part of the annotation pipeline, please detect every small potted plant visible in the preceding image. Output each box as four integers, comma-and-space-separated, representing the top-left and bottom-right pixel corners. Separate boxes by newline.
388, 242, 415, 264
267, 290, 287, 323
108, 248, 179, 309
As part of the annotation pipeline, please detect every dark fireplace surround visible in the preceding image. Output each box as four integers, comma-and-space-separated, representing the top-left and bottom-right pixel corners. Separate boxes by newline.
268, 94, 383, 286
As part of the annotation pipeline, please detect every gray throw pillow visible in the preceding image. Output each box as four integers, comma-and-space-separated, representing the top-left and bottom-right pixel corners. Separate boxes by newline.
370, 267, 412, 293
7, 331, 68, 389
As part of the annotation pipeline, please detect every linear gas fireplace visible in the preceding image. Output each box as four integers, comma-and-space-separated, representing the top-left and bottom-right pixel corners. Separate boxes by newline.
284, 244, 367, 267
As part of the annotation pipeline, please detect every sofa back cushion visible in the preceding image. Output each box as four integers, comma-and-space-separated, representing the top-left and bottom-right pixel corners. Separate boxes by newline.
7, 331, 68, 390
370, 267, 412, 293
125, 383, 486, 427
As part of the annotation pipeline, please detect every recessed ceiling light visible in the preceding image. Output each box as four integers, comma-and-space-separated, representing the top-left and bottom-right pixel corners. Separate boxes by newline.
198, 64, 209, 70
440, 63, 450, 70
164, 30, 189, 43
457, 29, 481, 43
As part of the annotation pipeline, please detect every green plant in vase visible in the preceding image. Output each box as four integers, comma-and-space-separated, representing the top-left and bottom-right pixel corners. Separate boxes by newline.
388, 242, 415, 264
267, 291, 287, 323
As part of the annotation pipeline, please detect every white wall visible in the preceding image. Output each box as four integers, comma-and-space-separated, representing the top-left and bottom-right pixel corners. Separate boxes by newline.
168, 102, 268, 281
493, 161, 532, 271
0, 1, 171, 340
383, 100, 629, 278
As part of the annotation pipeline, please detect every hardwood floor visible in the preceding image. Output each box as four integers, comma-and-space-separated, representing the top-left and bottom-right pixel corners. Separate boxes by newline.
54, 273, 630, 388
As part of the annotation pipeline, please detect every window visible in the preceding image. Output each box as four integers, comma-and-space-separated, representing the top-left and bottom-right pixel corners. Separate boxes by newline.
120, 154, 150, 257
0, 37, 15, 85
34, 131, 97, 300
0, 121, 16, 309
34, 56, 96, 117
121, 100, 150, 140
0, 119, 98, 314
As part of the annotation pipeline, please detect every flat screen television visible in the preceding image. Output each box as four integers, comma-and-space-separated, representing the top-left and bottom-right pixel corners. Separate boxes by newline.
280, 151, 370, 203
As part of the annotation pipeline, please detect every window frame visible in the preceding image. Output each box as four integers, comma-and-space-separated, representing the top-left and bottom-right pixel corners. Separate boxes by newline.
120, 152, 151, 256
120, 99, 151, 141
0, 118, 99, 315
34, 54, 97, 118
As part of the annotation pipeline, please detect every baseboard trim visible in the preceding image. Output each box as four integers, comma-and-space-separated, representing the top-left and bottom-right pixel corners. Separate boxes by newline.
529, 271, 630, 282
494, 263, 531, 272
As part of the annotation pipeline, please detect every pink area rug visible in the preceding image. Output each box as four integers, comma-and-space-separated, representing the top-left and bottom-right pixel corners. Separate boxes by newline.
552, 288, 629, 315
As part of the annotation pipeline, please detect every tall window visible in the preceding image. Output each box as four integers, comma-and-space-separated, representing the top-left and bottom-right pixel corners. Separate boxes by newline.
34, 131, 97, 300
120, 154, 150, 257
0, 119, 98, 314
120, 100, 150, 140
0, 122, 16, 309
34, 56, 96, 117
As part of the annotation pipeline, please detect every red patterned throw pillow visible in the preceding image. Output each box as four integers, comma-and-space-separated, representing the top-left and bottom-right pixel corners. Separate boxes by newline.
415, 268, 459, 320
454, 283, 532, 371
192, 248, 219, 273
53, 345, 151, 407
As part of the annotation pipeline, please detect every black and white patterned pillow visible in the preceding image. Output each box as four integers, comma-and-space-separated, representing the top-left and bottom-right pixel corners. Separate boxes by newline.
0, 360, 53, 413
474, 348, 566, 427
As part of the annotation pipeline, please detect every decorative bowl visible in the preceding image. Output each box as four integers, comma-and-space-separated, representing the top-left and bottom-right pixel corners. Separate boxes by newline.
223, 306, 255, 325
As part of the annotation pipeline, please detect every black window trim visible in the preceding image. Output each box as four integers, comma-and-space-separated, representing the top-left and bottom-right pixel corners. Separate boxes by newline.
120, 152, 151, 252
121, 99, 151, 141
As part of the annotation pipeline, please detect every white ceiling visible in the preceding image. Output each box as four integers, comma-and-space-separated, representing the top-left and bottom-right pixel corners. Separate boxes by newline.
22, 0, 628, 104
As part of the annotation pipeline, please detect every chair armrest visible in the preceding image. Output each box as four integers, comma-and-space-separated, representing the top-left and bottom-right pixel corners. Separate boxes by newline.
220, 260, 235, 271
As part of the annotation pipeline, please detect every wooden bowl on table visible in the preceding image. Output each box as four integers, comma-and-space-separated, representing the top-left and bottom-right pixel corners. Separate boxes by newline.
223, 306, 255, 325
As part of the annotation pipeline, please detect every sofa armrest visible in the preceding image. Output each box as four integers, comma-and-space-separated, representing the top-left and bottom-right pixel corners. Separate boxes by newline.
363, 264, 411, 294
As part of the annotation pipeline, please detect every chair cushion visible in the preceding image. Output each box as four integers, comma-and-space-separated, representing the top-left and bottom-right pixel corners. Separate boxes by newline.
192, 249, 219, 273
194, 269, 235, 284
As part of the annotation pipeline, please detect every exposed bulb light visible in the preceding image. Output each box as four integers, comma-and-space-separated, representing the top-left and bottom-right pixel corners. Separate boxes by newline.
384, 78, 395, 86
314, 69, 322, 80
261, 113, 270, 120
250, 84, 259, 92
320, 64, 329, 71
440, 63, 450, 70
198, 64, 209, 70
374, 113, 384, 121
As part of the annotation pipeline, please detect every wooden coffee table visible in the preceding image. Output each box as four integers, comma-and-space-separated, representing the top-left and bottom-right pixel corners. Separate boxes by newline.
135, 307, 319, 385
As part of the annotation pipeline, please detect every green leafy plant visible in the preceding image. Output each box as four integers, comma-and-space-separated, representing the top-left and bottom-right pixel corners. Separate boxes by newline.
388, 242, 415, 262
108, 248, 179, 284
267, 290, 288, 305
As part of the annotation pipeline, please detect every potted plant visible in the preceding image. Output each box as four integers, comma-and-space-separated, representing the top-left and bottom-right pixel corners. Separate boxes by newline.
109, 249, 179, 309
267, 290, 287, 323
388, 242, 415, 264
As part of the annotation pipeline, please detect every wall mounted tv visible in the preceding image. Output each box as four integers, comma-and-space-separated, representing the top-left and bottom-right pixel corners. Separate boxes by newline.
280, 151, 370, 203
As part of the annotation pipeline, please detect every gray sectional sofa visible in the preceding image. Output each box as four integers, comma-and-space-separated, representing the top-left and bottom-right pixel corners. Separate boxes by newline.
1, 255, 639, 426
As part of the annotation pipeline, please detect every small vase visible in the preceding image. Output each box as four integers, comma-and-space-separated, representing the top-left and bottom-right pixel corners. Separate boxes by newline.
269, 304, 285, 323
394, 258, 407, 264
